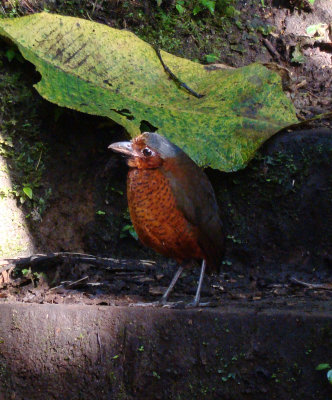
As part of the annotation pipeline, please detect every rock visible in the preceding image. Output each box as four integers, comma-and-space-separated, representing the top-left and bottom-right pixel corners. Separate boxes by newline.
0, 303, 331, 400
214, 128, 332, 281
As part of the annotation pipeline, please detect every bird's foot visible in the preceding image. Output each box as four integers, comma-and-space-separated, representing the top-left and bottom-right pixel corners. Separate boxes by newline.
129, 301, 160, 307
185, 300, 218, 309
160, 301, 186, 309
129, 300, 186, 309
129, 300, 217, 309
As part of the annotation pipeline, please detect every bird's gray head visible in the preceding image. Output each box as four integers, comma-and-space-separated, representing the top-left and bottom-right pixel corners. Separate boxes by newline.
108, 132, 183, 169
140, 132, 182, 159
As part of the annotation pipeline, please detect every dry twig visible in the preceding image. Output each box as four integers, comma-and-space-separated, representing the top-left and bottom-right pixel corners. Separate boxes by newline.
290, 277, 332, 290
262, 38, 281, 62
0, 252, 156, 276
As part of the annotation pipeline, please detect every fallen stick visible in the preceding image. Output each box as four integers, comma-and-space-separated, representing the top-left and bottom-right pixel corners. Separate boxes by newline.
0, 252, 156, 275
49, 275, 90, 291
290, 277, 332, 290
262, 38, 281, 62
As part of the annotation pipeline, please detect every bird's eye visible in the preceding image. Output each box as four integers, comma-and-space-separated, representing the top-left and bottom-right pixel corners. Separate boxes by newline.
142, 147, 153, 157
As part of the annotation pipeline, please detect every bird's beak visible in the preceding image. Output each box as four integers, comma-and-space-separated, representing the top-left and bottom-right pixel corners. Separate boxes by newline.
108, 141, 134, 156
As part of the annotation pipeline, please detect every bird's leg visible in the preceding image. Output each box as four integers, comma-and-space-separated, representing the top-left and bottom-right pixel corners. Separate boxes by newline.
185, 259, 214, 308
129, 265, 184, 308
185, 259, 205, 307
158, 265, 184, 305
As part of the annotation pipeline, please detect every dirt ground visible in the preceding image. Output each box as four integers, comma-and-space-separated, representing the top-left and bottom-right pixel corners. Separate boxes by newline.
0, 126, 331, 309
0, 0, 331, 303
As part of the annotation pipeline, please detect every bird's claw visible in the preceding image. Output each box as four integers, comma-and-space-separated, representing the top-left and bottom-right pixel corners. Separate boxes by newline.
161, 301, 186, 309
129, 300, 217, 309
128, 300, 179, 308
129, 301, 159, 307
185, 301, 218, 309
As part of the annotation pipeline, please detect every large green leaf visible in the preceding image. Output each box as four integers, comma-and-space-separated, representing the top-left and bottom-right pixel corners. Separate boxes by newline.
0, 12, 298, 171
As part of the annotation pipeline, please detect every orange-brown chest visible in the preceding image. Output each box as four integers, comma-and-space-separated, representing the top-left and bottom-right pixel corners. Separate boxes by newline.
127, 168, 203, 262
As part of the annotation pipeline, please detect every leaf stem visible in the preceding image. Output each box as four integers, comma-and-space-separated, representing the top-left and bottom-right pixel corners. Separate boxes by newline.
154, 47, 204, 99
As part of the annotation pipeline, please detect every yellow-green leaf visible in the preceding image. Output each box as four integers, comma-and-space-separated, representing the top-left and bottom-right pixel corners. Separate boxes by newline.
0, 13, 298, 171
316, 363, 331, 371
23, 186, 32, 199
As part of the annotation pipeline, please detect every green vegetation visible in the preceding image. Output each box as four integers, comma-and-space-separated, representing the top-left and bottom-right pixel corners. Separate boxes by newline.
0, 13, 297, 172
152, 371, 161, 379
316, 363, 332, 385
173, 0, 236, 16
291, 44, 306, 64
0, 48, 51, 219
96, 210, 106, 215
133, 0, 242, 61
120, 210, 138, 240
21, 267, 46, 285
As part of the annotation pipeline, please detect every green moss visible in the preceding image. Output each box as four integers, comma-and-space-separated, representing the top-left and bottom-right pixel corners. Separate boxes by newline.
0, 46, 51, 218
0, 355, 9, 389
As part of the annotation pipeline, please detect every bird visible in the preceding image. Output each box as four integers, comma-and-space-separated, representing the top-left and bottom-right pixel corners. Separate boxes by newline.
109, 132, 224, 307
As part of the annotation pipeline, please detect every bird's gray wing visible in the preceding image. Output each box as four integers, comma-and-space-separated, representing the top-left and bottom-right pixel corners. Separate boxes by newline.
162, 154, 224, 271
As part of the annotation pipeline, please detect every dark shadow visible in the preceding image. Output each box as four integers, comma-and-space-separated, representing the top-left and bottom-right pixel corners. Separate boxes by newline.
140, 120, 158, 133
272, 0, 313, 12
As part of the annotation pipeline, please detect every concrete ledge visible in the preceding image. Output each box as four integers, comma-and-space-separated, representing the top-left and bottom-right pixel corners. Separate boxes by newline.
0, 303, 331, 399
